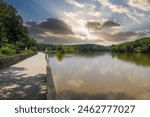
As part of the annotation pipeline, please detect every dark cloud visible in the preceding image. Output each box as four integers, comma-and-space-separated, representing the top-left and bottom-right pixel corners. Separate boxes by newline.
102, 20, 120, 28
86, 22, 102, 30
86, 21, 141, 42
114, 31, 136, 37
27, 26, 44, 34
32, 34, 102, 45
26, 18, 103, 44
26, 18, 74, 35
93, 31, 136, 42
86, 20, 120, 30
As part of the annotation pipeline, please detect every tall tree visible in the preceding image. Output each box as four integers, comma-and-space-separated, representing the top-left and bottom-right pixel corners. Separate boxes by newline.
0, 0, 37, 54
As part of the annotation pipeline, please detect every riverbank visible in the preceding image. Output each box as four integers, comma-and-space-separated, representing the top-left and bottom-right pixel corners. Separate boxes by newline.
0, 52, 46, 100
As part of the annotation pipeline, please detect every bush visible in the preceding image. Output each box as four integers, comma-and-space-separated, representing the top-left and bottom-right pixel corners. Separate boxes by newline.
30, 47, 37, 52
0, 44, 16, 56
134, 47, 141, 53
0, 52, 4, 57
21, 49, 34, 54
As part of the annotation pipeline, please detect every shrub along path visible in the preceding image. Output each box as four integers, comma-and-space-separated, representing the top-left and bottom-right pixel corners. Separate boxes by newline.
0, 52, 46, 100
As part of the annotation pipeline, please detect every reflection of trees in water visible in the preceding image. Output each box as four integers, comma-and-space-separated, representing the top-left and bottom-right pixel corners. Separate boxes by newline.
56, 90, 135, 100
55, 52, 106, 61
112, 53, 150, 67
56, 52, 65, 61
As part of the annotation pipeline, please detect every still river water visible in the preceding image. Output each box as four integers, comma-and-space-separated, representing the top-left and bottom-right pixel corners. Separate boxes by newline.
49, 53, 150, 100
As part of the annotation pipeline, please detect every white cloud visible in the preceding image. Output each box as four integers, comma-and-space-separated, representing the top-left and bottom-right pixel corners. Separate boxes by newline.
65, 0, 85, 8
64, 11, 78, 17
97, 0, 145, 21
88, 11, 102, 17
126, 0, 150, 11
98, 0, 129, 14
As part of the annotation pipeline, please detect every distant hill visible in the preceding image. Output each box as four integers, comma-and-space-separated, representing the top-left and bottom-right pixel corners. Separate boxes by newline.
111, 37, 150, 53
38, 37, 150, 53
37, 44, 109, 53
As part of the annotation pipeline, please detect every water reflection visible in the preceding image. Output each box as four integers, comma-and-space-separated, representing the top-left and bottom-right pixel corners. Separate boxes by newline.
56, 52, 65, 61
54, 52, 106, 62
57, 90, 135, 100
49, 53, 150, 100
112, 53, 150, 67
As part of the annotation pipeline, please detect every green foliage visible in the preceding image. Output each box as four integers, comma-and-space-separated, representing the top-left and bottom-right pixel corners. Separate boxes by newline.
111, 37, 150, 53
0, 53, 3, 57
56, 45, 65, 53
15, 38, 37, 51
21, 49, 34, 54
74, 44, 109, 52
56, 45, 76, 53
0, 44, 16, 56
0, 1, 37, 56
56, 52, 65, 61
112, 53, 150, 67
30, 46, 37, 52
38, 44, 109, 54
37, 44, 56, 51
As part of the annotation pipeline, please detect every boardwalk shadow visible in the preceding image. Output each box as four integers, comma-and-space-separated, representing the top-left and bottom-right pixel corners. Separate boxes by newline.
0, 67, 46, 100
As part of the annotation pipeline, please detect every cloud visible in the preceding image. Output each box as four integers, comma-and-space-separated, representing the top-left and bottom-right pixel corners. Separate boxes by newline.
92, 31, 133, 42
102, 20, 120, 28
65, 0, 85, 8
86, 20, 120, 30
97, 0, 140, 21
65, 0, 100, 18
86, 21, 140, 43
25, 0, 150, 45
93, 30, 150, 42
35, 18, 74, 34
26, 18, 103, 45
87, 11, 101, 17
26, 17, 150, 45
64, 11, 78, 17
126, 0, 150, 11
26, 19, 74, 35
86, 22, 102, 30
98, 0, 129, 14
31, 33, 102, 45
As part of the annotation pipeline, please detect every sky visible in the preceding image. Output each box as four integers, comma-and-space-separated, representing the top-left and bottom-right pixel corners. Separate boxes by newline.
4, 0, 150, 45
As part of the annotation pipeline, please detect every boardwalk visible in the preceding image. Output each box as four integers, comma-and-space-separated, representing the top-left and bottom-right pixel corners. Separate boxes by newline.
0, 52, 46, 100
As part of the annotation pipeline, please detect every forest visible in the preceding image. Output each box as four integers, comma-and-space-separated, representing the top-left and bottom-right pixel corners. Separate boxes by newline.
111, 37, 150, 53
37, 44, 109, 54
0, 0, 37, 57
38, 37, 150, 54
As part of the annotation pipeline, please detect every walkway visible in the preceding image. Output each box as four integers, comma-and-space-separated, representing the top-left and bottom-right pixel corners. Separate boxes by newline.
0, 52, 46, 100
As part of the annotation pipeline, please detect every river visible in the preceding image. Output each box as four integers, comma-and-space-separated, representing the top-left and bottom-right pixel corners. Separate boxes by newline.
49, 53, 150, 100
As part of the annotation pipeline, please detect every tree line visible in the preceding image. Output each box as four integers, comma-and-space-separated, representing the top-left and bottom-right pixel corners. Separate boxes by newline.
38, 37, 150, 54
111, 37, 150, 53
37, 44, 109, 54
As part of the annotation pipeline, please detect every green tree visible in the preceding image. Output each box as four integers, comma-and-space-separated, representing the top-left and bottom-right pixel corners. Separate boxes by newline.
0, 0, 37, 56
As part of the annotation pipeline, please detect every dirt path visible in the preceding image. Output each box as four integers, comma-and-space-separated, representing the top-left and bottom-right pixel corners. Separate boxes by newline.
0, 52, 46, 100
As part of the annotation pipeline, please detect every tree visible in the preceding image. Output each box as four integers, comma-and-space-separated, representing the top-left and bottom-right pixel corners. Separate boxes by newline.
0, 1, 37, 56
111, 37, 150, 53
